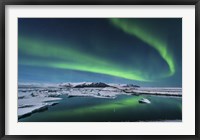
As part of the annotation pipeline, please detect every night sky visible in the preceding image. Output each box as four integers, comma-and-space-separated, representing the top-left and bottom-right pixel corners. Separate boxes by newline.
18, 18, 182, 87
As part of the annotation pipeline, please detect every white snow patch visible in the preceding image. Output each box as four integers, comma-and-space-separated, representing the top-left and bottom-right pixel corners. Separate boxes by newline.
18, 97, 62, 118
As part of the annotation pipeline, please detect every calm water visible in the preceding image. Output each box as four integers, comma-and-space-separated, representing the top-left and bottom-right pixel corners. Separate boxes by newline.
19, 95, 182, 122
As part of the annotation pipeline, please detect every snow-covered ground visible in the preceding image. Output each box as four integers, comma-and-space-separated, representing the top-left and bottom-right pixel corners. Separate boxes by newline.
18, 82, 182, 119
18, 96, 62, 119
123, 87, 182, 96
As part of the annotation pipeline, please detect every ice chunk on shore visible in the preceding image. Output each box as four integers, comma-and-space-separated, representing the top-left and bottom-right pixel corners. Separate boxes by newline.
18, 97, 62, 119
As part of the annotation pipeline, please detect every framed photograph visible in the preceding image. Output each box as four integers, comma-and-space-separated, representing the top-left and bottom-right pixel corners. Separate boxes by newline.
0, 0, 199, 139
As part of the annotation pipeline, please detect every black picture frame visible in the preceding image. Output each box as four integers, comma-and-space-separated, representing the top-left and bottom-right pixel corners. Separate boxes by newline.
0, 0, 199, 139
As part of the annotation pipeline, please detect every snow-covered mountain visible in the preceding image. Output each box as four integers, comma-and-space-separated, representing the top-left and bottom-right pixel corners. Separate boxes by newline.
59, 82, 140, 88
74, 82, 110, 88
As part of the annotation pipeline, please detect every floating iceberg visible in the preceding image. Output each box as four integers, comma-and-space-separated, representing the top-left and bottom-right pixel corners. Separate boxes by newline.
138, 98, 151, 104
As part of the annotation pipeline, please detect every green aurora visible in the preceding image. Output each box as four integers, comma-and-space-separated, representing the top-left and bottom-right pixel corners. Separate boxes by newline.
18, 18, 182, 85
110, 18, 175, 77
19, 36, 150, 81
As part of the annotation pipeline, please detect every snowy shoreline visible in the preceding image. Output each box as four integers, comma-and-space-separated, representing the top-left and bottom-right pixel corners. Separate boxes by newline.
18, 82, 182, 120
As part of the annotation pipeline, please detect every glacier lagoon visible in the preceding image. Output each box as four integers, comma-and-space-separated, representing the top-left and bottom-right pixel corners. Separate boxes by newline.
18, 83, 182, 122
